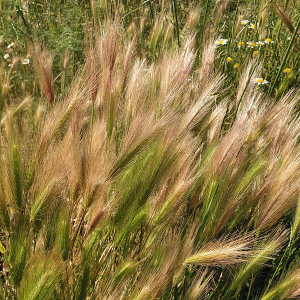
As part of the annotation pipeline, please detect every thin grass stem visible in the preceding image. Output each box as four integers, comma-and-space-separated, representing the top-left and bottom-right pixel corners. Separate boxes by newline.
268, 15, 300, 96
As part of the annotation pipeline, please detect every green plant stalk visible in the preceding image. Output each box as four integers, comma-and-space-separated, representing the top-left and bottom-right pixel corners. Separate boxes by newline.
232, 0, 241, 38
121, 0, 150, 20
246, 274, 255, 300
263, 235, 294, 297
15, 5, 33, 43
172, 0, 180, 47
148, 0, 154, 20
193, 161, 230, 250
268, 15, 300, 96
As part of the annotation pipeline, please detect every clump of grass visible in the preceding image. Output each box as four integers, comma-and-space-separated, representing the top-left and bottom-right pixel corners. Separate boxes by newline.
1, 1, 300, 299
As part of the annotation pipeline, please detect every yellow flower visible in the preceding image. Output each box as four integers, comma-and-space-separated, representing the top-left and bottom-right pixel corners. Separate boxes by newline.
283, 68, 291, 73
253, 51, 259, 56
227, 57, 233, 63
12, 71, 17, 74
238, 41, 245, 48
234, 63, 240, 68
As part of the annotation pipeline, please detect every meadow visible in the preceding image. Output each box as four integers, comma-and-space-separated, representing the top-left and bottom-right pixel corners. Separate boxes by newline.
0, 0, 300, 299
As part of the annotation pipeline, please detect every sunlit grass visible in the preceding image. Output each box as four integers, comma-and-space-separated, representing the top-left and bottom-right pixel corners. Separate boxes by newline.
0, 1, 300, 299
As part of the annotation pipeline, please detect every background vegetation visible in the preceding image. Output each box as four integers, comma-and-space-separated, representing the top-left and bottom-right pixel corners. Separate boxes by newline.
0, 0, 300, 299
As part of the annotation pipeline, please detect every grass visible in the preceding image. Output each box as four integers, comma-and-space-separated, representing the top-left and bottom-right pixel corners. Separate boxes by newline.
0, 0, 300, 299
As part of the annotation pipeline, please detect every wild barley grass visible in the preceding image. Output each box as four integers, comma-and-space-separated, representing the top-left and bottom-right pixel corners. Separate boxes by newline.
0, 1, 300, 299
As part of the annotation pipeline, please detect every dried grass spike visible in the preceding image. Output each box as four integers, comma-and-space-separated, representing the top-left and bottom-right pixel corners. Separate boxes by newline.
32, 44, 55, 106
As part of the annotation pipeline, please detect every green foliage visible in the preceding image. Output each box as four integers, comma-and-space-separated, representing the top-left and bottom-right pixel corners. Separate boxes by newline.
8, 228, 31, 287
19, 257, 61, 300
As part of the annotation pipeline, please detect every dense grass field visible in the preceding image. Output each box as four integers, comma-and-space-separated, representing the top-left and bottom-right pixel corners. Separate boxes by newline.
1, 0, 300, 299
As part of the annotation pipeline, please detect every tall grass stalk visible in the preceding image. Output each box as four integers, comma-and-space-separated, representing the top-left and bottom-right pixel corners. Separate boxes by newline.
268, 15, 300, 96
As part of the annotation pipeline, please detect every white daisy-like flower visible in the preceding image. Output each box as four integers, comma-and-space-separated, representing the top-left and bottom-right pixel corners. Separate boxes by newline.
241, 20, 249, 25
256, 41, 264, 46
247, 41, 256, 48
248, 23, 258, 29
22, 58, 30, 65
287, 36, 292, 40
254, 78, 268, 85
8, 64, 13, 67
215, 38, 228, 46
4, 54, 9, 59
265, 38, 274, 44
7, 42, 14, 48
